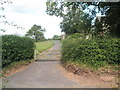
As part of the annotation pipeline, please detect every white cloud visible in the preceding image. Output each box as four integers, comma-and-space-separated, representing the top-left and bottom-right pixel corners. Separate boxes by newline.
1, 0, 62, 39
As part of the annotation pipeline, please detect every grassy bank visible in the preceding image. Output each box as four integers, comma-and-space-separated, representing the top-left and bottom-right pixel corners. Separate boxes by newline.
35, 40, 54, 55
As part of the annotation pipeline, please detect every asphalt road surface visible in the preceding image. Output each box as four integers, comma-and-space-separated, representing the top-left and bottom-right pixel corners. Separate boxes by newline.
3, 40, 88, 88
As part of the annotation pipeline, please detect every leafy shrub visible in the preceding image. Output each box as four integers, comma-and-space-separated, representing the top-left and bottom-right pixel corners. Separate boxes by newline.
2, 35, 35, 67
52, 35, 61, 40
62, 38, 120, 68
68, 33, 85, 39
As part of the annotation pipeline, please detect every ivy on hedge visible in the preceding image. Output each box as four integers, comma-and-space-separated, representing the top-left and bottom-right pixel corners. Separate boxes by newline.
62, 38, 120, 68
2, 35, 35, 67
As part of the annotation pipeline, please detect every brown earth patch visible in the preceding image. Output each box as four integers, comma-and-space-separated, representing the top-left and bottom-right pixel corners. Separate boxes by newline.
62, 63, 119, 88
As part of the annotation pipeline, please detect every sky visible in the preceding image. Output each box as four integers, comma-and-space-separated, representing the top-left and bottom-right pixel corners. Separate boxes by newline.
0, 0, 63, 39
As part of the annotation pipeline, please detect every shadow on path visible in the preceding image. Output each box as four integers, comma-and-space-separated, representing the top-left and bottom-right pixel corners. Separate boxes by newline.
3, 40, 88, 88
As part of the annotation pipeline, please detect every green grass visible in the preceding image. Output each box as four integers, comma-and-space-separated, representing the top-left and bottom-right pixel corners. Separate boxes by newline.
63, 60, 94, 70
35, 40, 54, 54
63, 60, 119, 73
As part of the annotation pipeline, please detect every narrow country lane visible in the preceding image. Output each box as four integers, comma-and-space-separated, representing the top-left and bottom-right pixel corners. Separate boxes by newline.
3, 40, 90, 88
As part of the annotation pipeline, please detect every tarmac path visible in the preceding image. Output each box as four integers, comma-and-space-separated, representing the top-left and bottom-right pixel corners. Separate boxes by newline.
3, 40, 89, 88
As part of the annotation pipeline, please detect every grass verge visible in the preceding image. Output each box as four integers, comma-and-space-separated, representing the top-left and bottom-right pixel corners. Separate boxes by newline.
35, 40, 54, 55
2, 59, 35, 77
63, 60, 119, 72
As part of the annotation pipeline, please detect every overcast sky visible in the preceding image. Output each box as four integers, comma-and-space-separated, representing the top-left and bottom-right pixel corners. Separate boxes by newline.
0, 0, 63, 39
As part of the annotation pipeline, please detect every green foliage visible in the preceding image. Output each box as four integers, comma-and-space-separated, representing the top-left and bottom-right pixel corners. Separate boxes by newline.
46, 2, 120, 38
2, 35, 35, 67
60, 11, 92, 34
98, 2, 120, 37
83, 2, 120, 38
25, 24, 46, 41
46, 2, 92, 35
68, 33, 85, 39
52, 35, 61, 40
62, 38, 120, 69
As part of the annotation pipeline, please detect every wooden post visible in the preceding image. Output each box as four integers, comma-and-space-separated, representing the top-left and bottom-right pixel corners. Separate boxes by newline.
34, 50, 37, 60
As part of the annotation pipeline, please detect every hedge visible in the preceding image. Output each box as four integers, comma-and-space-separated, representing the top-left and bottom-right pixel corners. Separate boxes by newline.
62, 38, 120, 68
2, 35, 35, 67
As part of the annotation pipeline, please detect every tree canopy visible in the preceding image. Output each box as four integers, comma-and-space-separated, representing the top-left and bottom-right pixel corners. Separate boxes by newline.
52, 35, 61, 40
25, 24, 46, 41
46, 2, 120, 38
46, 2, 93, 35
87, 2, 120, 37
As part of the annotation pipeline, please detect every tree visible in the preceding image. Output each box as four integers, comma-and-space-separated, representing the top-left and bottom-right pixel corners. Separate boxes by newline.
52, 35, 61, 40
100, 2, 120, 37
83, 2, 120, 37
46, 2, 93, 35
25, 24, 46, 41
60, 12, 92, 34
46, 2, 120, 38
94, 17, 103, 38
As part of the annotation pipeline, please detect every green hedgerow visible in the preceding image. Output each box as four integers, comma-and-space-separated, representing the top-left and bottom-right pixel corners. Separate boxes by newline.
2, 35, 35, 67
62, 38, 120, 69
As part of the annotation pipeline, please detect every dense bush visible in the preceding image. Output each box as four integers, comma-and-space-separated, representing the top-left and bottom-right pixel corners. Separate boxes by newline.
68, 33, 85, 39
2, 35, 35, 67
62, 38, 120, 68
67, 33, 92, 40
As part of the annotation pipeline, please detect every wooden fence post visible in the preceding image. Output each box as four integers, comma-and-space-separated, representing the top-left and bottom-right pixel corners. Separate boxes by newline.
34, 50, 37, 60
